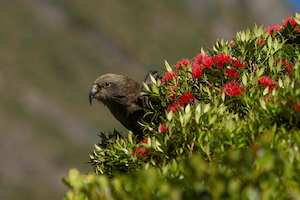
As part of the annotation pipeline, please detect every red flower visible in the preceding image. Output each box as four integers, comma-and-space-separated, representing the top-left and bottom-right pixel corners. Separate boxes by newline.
202, 56, 214, 69
192, 63, 204, 79
258, 76, 276, 90
283, 16, 297, 28
178, 91, 195, 106
279, 59, 294, 74
213, 53, 231, 69
132, 147, 150, 158
159, 123, 169, 133
194, 53, 205, 65
167, 92, 195, 112
265, 24, 282, 36
294, 102, 300, 112
223, 81, 244, 97
194, 53, 213, 69
161, 71, 177, 83
257, 37, 266, 47
225, 68, 240, 78
285, 64, 294, 74
167, 103, 179, 112
231, 58, 245, 69
176, 58, 190, 69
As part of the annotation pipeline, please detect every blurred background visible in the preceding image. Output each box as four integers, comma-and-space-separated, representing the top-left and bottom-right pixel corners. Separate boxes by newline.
0, 0, 298, 199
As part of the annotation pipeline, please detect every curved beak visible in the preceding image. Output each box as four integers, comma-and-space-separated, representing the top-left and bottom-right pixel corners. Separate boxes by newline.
89, 84, 99, 105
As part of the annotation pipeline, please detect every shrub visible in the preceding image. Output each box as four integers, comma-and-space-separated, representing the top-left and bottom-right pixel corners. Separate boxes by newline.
64, 13, 300, 200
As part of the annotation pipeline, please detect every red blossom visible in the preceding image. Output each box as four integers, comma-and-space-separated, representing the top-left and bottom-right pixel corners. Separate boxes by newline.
194, 53, 205, 65
161, 71, 177, 83
176, 58, 190, 69
258, 76, 277, 90
279, 59, 294, 74
265, 24, 282, 36
194, 53, 213, 69
283, 16, 297, 28
225, 68, 240, 78
167, 103, 179, 112
132, 147, 150, 158
294, 102, 300, 112
202, 56, 214, 69
159, 123, 169, 133
192, 63, 204, 79
178, 91, 195, 106
213, 53, 231, 68
285, 64, 294, 74
167, 92, 195, 112
223, 81, 244, 97
257, 37, 266, 47
231, 58, 245, 69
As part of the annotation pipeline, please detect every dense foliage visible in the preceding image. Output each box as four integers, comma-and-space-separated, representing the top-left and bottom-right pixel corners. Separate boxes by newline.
64, 13, 300, 199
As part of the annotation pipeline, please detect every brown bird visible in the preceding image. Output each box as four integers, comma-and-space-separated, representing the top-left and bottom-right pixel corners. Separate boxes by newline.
89, 72, 158, 137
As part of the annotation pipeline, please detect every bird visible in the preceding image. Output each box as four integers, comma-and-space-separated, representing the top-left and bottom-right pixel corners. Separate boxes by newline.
89, 72, 159, 138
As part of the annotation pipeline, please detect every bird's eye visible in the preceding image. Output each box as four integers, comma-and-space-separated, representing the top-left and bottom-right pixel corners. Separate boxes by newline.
104, 82, 111, 88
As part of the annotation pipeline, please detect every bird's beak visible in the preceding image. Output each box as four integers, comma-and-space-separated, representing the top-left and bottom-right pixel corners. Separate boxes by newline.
89, 84, 99, 105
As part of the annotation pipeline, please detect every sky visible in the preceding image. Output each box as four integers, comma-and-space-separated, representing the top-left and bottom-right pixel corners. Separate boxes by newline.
289, 0, 300, 10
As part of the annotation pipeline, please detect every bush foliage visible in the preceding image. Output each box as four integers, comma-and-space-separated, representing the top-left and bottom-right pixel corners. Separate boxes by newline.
64, 13, 300, 199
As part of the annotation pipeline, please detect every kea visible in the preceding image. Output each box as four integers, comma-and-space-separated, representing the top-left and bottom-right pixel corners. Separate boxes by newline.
89, 72, 159, 138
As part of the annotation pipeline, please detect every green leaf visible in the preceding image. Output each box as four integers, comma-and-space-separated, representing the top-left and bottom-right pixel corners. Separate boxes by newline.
166, 111, 173, 121
257, 67, 265, 77
267, 36, 273, 49
151, 84, 159, 95
263, 87, 269, 96
260, 98, 267, 110
195, 104, 201, 124
165, 60, 173, 72
150, 74, 157, 85
209, 115, 217, 125
242, 73, 248, 86
278, 78, 283, 88
143, 82, 150, 92
183, 104, 192, 127
203, 104, 210, 114
295, 13, 300, 24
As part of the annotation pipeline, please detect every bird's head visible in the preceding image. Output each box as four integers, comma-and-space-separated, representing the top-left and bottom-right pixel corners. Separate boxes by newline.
89, 73, 140, 105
